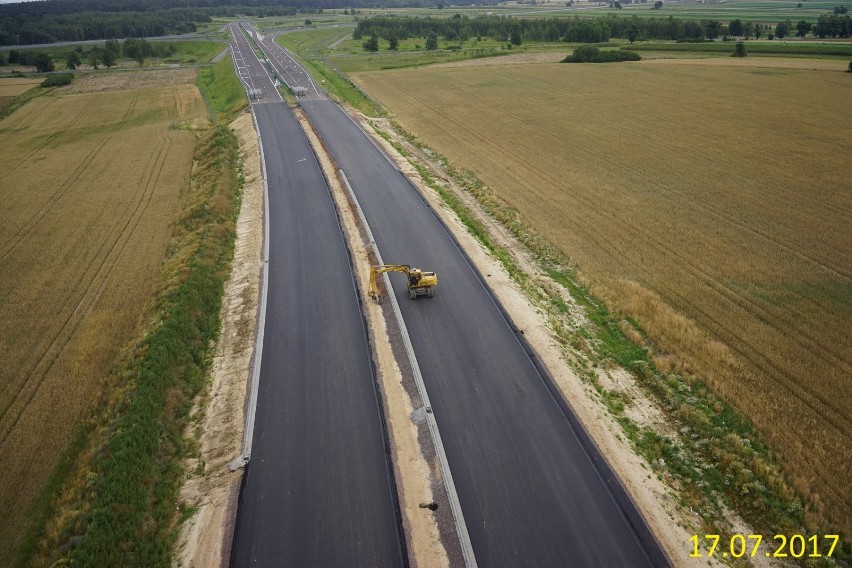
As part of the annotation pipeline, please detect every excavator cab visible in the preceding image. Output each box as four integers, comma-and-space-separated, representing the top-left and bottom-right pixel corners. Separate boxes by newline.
369, 264, 437, 303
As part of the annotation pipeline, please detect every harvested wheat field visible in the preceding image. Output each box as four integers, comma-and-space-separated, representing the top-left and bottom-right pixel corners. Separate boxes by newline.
0, 79, 206, 563
354, 58, 852, 535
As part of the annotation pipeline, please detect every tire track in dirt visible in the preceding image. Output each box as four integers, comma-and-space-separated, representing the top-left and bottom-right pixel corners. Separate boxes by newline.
0, 95, 99, 186
0, 95, 138, 264
0, 127, 170, 446
0, 121, 162, 414
418, 80, 849, 380
479, 72, 852, 281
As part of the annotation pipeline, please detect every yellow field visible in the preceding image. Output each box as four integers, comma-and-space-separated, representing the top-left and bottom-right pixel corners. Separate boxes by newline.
0, 80, 206, 562
0, 77, 42, 110
354, 59, 852, 535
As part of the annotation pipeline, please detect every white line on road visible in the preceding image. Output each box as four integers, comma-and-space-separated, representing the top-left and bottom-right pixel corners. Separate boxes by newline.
339, 169, 478, 568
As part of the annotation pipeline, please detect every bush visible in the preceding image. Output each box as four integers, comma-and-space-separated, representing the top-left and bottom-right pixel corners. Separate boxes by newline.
732, 42, 747, 57
41, 73, 73, 87
562, 45, 641, 63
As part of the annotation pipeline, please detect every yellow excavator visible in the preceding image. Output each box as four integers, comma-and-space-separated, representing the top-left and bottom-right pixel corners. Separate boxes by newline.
369, 264, 438, 303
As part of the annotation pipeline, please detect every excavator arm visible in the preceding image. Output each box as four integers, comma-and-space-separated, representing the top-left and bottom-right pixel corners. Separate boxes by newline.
369, 265, 411, 302
369, 264, 438, 303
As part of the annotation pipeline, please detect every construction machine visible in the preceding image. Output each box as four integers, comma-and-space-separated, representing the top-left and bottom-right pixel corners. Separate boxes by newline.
369, 264, 437, 303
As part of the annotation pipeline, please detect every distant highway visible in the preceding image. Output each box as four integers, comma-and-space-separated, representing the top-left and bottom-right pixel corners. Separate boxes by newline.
228, 23, 406, 567
247, 22, 669, 567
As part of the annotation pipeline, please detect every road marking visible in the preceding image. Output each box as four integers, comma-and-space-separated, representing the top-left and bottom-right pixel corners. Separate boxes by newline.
339, 169, 478, 568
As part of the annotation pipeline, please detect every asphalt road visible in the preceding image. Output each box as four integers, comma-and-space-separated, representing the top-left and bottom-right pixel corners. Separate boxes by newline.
228, 44, 405, 567
242, 23, 668, 567
229, 23, 282, 103
301, 98, 667, 567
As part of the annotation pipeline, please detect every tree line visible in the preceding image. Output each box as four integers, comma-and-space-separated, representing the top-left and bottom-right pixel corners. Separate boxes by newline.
0, 38, 178, 70
0, 0, 501, 46
353, 12, 850, 45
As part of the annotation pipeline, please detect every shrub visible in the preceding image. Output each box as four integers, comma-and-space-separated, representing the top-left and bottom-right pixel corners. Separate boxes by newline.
562, 46, 641, 63
41, 73, 73, 87
732, 42, 747, 57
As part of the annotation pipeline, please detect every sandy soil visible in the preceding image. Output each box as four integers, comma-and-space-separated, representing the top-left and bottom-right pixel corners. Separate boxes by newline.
174, 110, 263, 568
294, 107, 452, 568
352, 111, 722, 567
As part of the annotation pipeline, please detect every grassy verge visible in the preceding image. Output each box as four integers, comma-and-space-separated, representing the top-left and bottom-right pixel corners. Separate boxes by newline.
372, 120, 849, 564
68, 122, 237, 565
39, 123, 241, 567
198, 56, 248, 121
163, 40, 225, 63
626, 41, 852, 56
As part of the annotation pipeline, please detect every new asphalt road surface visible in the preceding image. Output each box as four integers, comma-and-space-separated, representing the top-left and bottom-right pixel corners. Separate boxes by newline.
301, 98, 668, 567
228, 32, 406, 566
239, 22, 669, 567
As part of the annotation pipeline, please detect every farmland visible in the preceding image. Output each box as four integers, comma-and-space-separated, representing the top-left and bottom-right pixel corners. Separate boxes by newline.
0, 73, 206, 563
0, 77, 41, 110
353, 58, 851, 536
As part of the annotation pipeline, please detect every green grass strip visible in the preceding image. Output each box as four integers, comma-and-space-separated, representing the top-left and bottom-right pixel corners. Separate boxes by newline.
198, 56, 247, 122
64, 124, 240, 566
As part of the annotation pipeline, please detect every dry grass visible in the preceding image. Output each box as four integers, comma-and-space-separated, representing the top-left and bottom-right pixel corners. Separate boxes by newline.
354, 58, 852, 537
54, 68, 198, 95
0, 82, 206, 564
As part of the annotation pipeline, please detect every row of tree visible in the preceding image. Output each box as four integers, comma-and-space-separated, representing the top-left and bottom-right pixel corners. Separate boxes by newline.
0, 38, 178, 70
0, 0, 511, 45
0, 11, 200, 46
353, 12, 850, 45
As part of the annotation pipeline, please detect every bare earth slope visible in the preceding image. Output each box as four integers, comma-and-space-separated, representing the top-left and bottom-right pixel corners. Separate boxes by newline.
352, 58, 852, 536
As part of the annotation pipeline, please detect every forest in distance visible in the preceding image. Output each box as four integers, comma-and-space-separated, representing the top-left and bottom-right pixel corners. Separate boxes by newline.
0, 0, 494, 45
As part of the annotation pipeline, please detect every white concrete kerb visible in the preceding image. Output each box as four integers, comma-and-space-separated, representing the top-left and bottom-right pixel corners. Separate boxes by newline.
230, 106, 270, 472
339, 169, 478, 568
